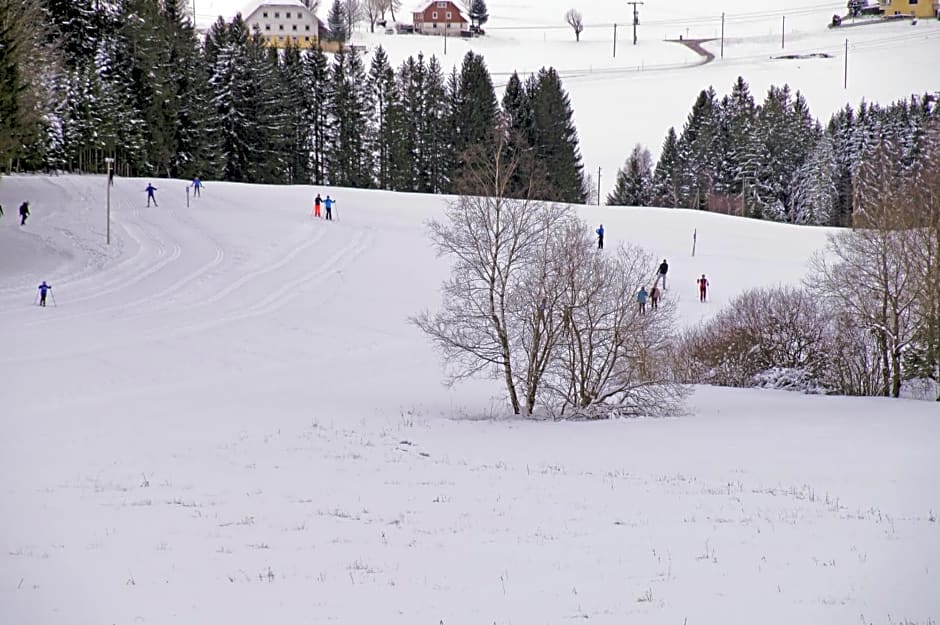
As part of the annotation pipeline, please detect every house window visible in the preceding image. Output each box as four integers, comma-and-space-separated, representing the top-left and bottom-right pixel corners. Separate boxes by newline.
305, 24, 311, 30
433, 22, 438, 27
446, 11, 452, 18
279, 24, 284, 30
305, 36, 310, 41
437, 1, 446, 6
274, 12, 279, 18
265, 24, 270, 30
292, 24, 297, 30
432, 11, 438, 18
262, 11, 268, 17
286, 11, 291, 18
909, 0, 918, 4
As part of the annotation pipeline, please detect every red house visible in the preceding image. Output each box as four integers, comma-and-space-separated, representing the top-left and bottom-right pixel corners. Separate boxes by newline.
412, 1, 468, 34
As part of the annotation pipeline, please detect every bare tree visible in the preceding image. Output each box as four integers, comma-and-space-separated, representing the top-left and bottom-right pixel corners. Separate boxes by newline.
343, 0, 364, 34
412, 132, 569, 416
899, 119, 940, 399
365, 0, 388, 32
544, 238, 686, 417
565, 8, 584, 42
302, 0, 321, 12
809, 136, 920, 398
387, 0, 401, 23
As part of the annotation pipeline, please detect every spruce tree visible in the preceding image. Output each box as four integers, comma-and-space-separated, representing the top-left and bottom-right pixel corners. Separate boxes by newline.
651, 127, 680, 207
526, 67, 585, 203
163, 0, 218, 179
326, 45, 373, 187
500, 71, 535, 197
303, 45, 330, 184
327, 0, 347, 42
606, 144, 653, 206
675, 87, 719, 209
450, 51, 498, 182
468, 0, 489, 28
368, 46, 400, 190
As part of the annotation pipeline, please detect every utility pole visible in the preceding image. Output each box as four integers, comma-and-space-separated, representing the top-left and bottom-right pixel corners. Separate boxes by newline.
720, 12, 725, 59
781, 15, 786, 49
597, 166, 602, 205
105, 157, 114, 245
613, 23, 618, 57
844, 38, 848, 89
627, 1, 644, 45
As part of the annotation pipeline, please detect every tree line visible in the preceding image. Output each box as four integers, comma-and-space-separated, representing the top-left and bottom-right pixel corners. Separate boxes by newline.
608, 76, 939, 227
0, 0, 584, 203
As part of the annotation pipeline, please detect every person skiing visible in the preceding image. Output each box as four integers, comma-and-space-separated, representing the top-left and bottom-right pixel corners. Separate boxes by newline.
19, 201, 29, 225
314, 193, 322, 218
145, 183, 158, 207
324, 195, 334, 221
596, 224, 604, 249
657, 259, 669, 289
191, 176, 202, 197
697, 273, 709, 302
637, 286, 648, 314
650, 285, 661, 310
37, 281, 52, 307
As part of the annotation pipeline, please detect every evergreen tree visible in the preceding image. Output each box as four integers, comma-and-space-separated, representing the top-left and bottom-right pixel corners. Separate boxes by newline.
303, 45, 330, 184
325, 45, 373, 187
468, 0, 489, 28
40, 0, 106, 70
327, 0, 347, 42
279, 42, 311, 183
826, 105, 855, 226
715, 76, 756, 197
500, 71, 535, 196
790, 134, 837, 225
420, 55, 451, 193
162, 0, 218, 178
743, 85, 819, 221
449, 51, 498, 181
675, 87, 719, 209
651, 127, 680, 207
606, 144, 652, 206
368, 45, 400, 190
0, 0, 50, 169
526, 67, 585, 203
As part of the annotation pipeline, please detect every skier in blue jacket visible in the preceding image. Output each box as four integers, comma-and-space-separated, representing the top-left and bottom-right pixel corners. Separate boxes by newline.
324, 195, 334, 221
596, 224, 604, 249
37, 281, 52, 307
637, 286, 648, 314
145, 183, 158, 207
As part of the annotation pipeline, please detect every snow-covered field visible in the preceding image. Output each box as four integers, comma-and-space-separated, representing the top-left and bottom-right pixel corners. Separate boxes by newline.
1, 175, 938, 625
201, 0, 940, 197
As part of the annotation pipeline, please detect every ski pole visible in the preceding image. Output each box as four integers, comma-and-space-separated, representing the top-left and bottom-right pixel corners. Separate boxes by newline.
50, 291, 57, 307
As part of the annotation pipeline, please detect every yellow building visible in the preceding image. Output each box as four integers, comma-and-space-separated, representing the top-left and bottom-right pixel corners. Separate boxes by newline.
879, 0, 940, 18
243, 1, 322, 49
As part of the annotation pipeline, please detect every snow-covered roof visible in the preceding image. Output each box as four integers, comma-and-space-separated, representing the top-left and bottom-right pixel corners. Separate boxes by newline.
237, 0, 309, 19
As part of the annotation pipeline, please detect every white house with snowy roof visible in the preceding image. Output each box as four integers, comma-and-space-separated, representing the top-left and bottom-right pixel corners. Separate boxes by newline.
241, 0, 321, 49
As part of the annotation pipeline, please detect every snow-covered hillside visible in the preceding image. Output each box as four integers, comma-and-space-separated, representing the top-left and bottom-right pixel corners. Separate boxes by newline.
200, 0, 940, 197
1, 174, 937, 625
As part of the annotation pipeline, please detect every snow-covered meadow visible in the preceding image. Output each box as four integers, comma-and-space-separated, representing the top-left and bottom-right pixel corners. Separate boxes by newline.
1, 174, 938, 625
200, 0, 940, 197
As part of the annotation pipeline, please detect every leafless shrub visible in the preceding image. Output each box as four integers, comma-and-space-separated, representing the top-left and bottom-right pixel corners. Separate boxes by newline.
565, 9, 584, 42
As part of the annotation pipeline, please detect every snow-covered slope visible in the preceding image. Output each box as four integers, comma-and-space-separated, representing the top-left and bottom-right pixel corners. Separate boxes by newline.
1, 175, 937, 625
